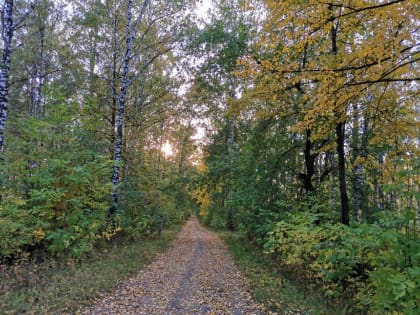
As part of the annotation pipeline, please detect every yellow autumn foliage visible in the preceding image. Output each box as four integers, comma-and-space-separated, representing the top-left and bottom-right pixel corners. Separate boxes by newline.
238, 0, 418, 129
33, 228, 46, 241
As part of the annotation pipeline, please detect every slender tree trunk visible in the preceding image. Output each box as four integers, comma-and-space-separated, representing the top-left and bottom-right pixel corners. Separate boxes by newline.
352, 154, 363, 221
110, 0, 134, 216
360, 116, 371, 221
0, 0, 38, 149
109, 14, 118, 157
24, 12, 47, 196
330, 7, 349, 225
31, 17, 46, 118
88, 34, 97, 94
336, 122, 350, 225
109, 0, 150, 216
351, 103, 362, 221
0, 0, 14, 152
330, 152, 337, 210
301, 129, 315, 192
377, 153, 385, 211
88, 9, 99, 95
110, 55, 117, 155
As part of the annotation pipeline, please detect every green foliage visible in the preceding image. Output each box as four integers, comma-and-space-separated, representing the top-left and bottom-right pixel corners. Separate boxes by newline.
371, 266, 419, 314
221, 231, 342, 314
118, 166, 193, 240
1, 90, 111, 258
124, 215, 156, 239
0, 204, 43, 256
263, 208, 420, 313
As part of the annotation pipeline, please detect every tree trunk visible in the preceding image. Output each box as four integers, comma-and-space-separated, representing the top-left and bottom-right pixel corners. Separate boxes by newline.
109, 14, 118, 158
0, 0, 39, 148
301, 129, 315, 192
330, 152, 337, 210
336, 122, 350, 225
0, 0, 14, 152
30, 15, 46, 118
330, 8, 349, 225
110, 57, 117, 157
88, 26, 98, 94
351, 103, 362, 221
109, 0, 133, 216
360, 115, 371, 221
376, 153, 385, 211
109, 0, 150, 217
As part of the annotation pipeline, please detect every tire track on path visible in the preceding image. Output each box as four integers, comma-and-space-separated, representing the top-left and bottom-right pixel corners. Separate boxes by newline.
82, 216, 264, 314
165, 238, 203, 313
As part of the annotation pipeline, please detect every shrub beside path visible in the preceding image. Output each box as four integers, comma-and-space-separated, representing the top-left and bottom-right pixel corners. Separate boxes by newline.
81, 216, 265, 314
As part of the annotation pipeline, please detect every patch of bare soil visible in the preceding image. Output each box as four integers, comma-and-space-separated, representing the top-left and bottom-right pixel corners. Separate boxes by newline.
81, 217, 265, 314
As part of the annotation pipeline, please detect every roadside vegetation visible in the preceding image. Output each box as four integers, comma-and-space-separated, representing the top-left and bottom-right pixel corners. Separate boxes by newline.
221, 231, 343, 315
0, 226, 181, 314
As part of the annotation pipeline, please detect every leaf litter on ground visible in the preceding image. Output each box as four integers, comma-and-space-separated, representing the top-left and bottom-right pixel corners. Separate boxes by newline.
81, 216, 266, 314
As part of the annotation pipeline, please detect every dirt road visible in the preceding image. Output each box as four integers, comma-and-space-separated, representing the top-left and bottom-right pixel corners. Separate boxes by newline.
81, 217, 264, 314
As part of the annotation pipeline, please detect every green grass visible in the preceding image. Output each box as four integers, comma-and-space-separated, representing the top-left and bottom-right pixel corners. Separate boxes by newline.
0, 225, 182, 314
220, 231, 344, 315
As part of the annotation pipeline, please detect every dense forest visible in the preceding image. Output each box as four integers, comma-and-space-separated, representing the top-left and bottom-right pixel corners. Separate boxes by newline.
0, 0, 419, 314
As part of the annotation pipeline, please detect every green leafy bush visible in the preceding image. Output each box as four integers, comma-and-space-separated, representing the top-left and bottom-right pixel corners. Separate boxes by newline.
124, 215, 156, 240
0, 204, 46, 256
263, 210, 420, 313
1, 95, 112, 258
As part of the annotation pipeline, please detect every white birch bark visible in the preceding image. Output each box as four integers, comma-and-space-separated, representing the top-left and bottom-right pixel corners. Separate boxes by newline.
0, 0, 14, 152
110, 0, 150, 215
0, 0, 39, 150
30, 18, 46, 118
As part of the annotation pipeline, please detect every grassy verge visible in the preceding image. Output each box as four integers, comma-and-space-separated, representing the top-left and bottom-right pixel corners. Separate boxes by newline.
220, 231, 343, 315
0, 225, 182, 314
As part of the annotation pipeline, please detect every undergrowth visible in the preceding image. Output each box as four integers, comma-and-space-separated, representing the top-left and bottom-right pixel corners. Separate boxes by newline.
221, 231, 344, 315
0, 225, 181, 314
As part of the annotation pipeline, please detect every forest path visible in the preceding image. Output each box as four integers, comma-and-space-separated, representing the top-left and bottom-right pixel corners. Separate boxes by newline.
81, 216, 264, 314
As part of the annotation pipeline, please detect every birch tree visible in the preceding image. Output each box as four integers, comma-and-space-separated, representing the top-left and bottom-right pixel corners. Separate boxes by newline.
109, 0, 150, 216
0, 0, 39, 151
0, 0, 14, 152
109, 0, 188, 216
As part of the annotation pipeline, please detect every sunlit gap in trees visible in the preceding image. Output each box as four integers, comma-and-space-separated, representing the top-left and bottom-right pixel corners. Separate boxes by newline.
161, 140, 174, 157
